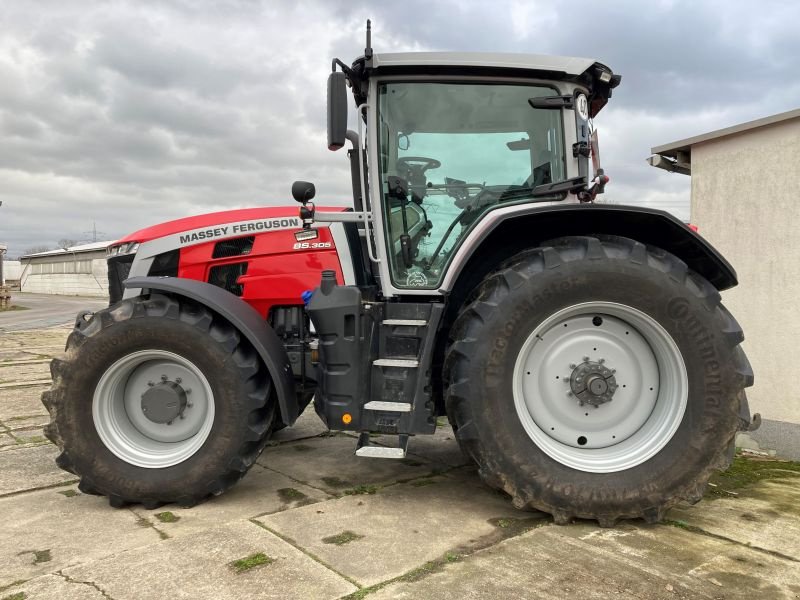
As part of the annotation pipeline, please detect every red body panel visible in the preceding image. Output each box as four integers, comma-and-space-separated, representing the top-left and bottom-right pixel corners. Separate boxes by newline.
126, 206, 349, 318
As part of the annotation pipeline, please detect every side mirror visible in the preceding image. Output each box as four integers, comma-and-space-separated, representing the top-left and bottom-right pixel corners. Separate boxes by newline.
292, 181, 316, 204
327, 71, 347, 151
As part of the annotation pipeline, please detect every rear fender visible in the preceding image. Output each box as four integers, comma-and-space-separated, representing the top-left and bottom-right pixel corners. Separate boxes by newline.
124, 276, 298, 426
441, 203, 738, 296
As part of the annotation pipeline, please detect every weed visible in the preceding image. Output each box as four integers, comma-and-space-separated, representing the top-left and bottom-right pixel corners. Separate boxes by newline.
229, 552, 274, 573
154, 511, 180, 523
410, 478, 436, 488
706, 455, 800, 499
322, 530, 365, 545
320, 476, 352, 488
1, 592, 26, 600
277, 488, 308, 503
57, 489, 78, 498
343, 484, 378, 496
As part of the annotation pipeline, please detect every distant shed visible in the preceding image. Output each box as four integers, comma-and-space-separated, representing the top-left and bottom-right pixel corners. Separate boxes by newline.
20, 240, 116, 297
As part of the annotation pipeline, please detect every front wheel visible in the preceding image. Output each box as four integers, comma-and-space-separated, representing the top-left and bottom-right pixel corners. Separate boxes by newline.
444, 236, 753, 526
42, 294, 277, 508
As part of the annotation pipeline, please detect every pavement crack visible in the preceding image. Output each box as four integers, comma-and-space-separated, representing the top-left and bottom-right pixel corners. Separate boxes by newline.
662, 519, 799, 563
129, 509, 170, 541
254, 462, 338, 499
55, 571, 116, 600
338, 516, 552, 599
248, 518, 363, 590
0, 479, 80, 499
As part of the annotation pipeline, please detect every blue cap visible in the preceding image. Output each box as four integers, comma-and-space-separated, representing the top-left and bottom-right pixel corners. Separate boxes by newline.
301, 290, 313, 306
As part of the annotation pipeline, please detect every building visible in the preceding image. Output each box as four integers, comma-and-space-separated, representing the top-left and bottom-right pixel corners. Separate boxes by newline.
649, 107, 800, 458
20, 240, 116, 298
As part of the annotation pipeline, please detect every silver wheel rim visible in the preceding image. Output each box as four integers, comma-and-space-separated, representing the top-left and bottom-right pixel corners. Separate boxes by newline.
513, 302, 687, 473
93, 350, 215, 469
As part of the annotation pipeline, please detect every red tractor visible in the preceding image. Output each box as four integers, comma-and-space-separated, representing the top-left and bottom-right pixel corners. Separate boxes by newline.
43, 27, 755, 526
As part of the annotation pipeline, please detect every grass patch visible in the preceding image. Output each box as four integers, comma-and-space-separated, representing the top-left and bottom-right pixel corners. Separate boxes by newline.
15, 435, 48, 445
343, 484, 378, 496
57, 489, 78, 498
277, 487, 308, 503
229, 552, 274, 573
706, 454, 800, 499
0, 305, 29, 312
322, 530, 364, 546
320, 476, 352, 488
1, 592, 26, 600
154, 511, 180, 523
435, 417, 448, 428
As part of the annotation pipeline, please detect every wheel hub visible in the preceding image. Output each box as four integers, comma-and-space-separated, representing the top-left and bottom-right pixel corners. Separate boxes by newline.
141, 379, 189, 424
569, 360, 617, 406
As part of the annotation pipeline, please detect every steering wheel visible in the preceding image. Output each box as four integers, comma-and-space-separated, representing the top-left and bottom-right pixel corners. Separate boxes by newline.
397, 156, 441, 173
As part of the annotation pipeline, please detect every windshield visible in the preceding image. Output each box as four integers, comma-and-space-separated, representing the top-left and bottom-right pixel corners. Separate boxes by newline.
377, 81, 566, 289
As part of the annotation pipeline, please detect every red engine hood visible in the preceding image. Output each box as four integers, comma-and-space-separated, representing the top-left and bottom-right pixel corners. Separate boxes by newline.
118, 206, 348, 244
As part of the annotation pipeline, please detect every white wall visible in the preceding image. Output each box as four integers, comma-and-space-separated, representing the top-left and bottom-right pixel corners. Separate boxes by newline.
691, 118, 800, 424
20, 257, 108, 297
1, 260, 21, 284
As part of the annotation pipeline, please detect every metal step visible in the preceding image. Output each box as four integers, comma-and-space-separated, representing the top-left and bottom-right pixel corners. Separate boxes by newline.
382, 319, 427, 327
364, 401, 412, 412
355, 432, 409, 459
373, 358, 419, 368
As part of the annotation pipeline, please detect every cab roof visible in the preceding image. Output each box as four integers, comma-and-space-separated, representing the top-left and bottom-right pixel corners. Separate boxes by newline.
371, 52, 600, 76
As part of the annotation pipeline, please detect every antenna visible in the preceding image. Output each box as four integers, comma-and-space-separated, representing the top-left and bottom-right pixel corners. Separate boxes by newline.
365, 19, 373, 60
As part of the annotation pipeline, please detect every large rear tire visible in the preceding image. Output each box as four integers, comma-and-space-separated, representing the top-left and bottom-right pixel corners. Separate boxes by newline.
42, 293, 277, 508
444, 235, 753, 526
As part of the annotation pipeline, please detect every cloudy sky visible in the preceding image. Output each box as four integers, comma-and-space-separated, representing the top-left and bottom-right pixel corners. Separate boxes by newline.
1, 0, 798, 256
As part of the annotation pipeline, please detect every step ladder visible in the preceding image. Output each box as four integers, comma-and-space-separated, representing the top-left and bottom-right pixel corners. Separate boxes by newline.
354, 305, 443, 459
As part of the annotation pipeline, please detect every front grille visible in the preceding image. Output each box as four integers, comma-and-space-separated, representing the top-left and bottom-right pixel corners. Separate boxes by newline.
208, 262, 248, 296
107, 254, 134, 306
213, 236, 254, 258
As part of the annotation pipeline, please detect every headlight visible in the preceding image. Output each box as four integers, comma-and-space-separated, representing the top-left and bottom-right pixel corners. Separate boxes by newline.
107, 242, 140, 257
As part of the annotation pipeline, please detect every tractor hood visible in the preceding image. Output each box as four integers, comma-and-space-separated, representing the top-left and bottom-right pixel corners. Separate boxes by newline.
118, 206, 346, 244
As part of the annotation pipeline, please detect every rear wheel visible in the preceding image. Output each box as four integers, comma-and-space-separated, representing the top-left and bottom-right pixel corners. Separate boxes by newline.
445, 235, 753, 526
42, 293, 277, 508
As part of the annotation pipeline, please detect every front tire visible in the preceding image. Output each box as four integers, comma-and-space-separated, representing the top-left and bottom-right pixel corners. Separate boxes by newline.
42, 293, 277, 508
444, 236, 753, 526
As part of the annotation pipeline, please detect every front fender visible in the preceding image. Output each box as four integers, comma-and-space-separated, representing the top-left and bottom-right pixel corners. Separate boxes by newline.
124, 276, 298, 426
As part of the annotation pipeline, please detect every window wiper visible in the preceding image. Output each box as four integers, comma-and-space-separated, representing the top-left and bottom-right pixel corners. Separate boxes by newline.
498, 176, 587, 201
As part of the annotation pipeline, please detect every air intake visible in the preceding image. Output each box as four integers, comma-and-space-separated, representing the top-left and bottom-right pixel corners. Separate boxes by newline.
212, 236, 254, 259
208, 262, 248, 296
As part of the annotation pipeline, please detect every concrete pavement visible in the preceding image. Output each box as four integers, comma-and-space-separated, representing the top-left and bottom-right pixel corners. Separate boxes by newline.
1, 327, 798, 600
0, 293, 107, 332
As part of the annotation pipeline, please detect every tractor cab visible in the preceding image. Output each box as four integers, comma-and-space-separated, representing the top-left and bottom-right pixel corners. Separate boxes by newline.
295, 31, 620, 297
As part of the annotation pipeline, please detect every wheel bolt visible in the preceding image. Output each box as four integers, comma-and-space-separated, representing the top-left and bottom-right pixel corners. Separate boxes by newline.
582, 356, 589, 362
166, 420, 173, 426
147, 381, 155, 387
569, 363, 576, 369
179, 414, 185, 420
598, 358, 605, 364
578, 401, 584, 406
161, 374, 168, 381
187, 403, 193, 408
567, 391, 573, 397
175, 377, 182, 384
185, 388, 192, 394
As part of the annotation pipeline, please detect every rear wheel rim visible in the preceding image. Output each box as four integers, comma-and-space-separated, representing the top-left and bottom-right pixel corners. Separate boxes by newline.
513, 301, 687, 473
93, 350, 215, 469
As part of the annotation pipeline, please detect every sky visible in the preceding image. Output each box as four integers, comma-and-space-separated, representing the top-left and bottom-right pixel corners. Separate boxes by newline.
1, 0, 798, 256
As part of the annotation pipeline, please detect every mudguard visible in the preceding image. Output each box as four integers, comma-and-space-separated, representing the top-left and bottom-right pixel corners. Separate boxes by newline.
124, 276, 298, 426
442, 203, 738, 292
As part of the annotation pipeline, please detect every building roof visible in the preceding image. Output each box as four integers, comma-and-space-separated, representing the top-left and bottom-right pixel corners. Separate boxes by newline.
21, 240, 117, 260
651, 108, 800, 160
647, 107, 800, 176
